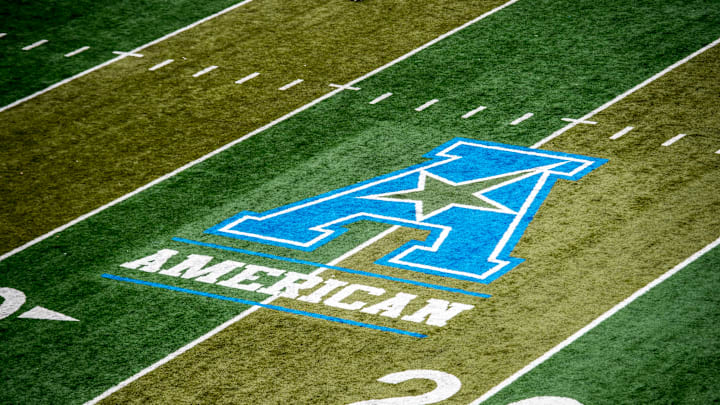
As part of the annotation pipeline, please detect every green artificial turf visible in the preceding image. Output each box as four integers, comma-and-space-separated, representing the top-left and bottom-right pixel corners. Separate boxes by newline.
0, 0, 718, 403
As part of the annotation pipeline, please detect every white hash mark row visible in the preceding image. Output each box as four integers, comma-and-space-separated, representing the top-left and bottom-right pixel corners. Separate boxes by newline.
610, 127, 720, 153
18, 37, 91, 58
140, 59, 720, 154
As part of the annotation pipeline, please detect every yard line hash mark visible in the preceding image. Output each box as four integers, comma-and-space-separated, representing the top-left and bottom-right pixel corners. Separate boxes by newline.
561, 117, 597, 125
715, 149, 720, 155
235, 72, 260, 84
662, 133, 687, 146
192, 65, 218, 77
279, 79, 304, 91
610, 126, 634, 140
22, 39, 48, 50
64, 46, 90, 58
370, 92, 393, 104
0, 33, 6, 38
415, 99, 439, 111
510, 113, 534, 125
329, 83, 361, 91
102, 274, 427, 338
462, 105, 487, 118
149, 59, 174, 71
112, 51, 144, 58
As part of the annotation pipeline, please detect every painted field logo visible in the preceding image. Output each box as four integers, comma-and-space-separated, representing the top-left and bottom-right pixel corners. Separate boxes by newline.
207, 138, 606, 284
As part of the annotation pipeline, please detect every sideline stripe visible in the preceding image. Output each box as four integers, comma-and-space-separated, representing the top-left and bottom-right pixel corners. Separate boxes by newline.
235, 71, 260, 84
609, 126, 634, 140
22, 39, 48, 50
64, 46, 90, 58
172, 237, 492, 298
0, 0, 520, 264
149, 59, 174, 71
370, 92, 393, 104
532, 36, 720, 149
102, 273, 426, 338
469, 235, 720, 404
662, 133, 687, 146
0, 0, 255, 113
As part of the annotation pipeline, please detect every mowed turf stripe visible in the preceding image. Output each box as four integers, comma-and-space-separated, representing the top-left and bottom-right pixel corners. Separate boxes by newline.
477, 242, 720, 405
0, 0, 250, 107
0, 0, 513, 255
79, 1, 720, 404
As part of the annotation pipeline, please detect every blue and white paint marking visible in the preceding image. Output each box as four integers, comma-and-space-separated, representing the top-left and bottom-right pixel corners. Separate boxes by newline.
208, 139, 606, 284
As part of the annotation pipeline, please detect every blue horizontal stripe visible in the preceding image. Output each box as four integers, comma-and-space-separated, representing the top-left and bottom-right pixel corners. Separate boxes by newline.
172, 237, 491, 299
102, 273, 427, 338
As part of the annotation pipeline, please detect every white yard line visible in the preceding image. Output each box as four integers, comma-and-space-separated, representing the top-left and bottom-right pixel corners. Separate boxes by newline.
64, 46, 90, 58
469, 235, 720, 404
0, 33, 7, 39
83, 295, 276, 405
22, 39, 48, 50
609, 126, 634, 140
662, 133, 687, 147
531, 36, 720, 149
469, 34, 720, 405
0, 0, 255, 113
149, 59, 175, 71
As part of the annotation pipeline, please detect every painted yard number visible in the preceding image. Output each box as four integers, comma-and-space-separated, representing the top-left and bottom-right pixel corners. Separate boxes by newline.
348, 369, 583, 405
0, 287, 78, 321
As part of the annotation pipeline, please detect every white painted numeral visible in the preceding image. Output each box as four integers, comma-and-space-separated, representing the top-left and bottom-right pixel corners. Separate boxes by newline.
508, 397, 584, 405
348, 369, 462, 405
350, 369, 585, 405
0, 288, 26, 320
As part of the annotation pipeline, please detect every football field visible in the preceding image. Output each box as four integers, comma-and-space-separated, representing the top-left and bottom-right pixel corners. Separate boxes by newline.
1, 1, 719, 404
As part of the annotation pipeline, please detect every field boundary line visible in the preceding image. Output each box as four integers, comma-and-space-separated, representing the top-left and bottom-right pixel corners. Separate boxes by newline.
0, 0, 519, 263
468, 235, 720, 404
0, 0, 254, 113
531, 36, 720, 149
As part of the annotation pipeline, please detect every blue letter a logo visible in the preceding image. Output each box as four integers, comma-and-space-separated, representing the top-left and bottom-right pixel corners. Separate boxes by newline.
207, 138, 606, 284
